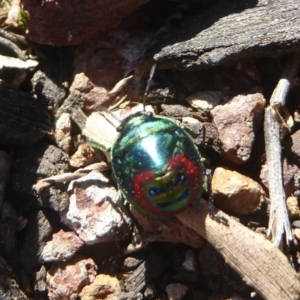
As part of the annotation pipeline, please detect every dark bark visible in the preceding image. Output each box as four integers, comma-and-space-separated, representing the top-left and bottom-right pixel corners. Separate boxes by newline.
0, 83, 50, 144
154, 0, 300, 70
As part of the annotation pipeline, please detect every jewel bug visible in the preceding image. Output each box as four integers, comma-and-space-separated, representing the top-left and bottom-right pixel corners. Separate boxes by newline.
111, 64, 206, 218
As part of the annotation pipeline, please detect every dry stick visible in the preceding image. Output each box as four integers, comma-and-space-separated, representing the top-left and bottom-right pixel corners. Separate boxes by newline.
175, 200, 300, 300
264, 54, 300, 247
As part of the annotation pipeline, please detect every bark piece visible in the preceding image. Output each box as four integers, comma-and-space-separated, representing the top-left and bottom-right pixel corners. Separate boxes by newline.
122, 251, 166, 294
0, 82, 50, 144
175, 200, 300, 300
154, 0, 300, 70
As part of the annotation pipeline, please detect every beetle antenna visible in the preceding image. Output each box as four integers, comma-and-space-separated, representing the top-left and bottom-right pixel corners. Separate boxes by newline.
143, 63, 157, 111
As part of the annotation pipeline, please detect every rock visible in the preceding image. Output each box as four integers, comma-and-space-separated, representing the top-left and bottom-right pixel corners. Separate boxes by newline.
46, 257, 97, 300
211, 93, 265, 164
293, 220, 300, 229
35, 265, 47, 296
55, 113, 72, 154
285, 129, 300, 164
61, 171, 130, 244
55, 90, 86, 119
25, 144, 70, 212
186, 91, 223, 111
31, 63, 67, 112
70, 144, 99, 168
122, 257, 143, 272
165, 283, 188, 300
286, 196, 300, 219
294, 228, 300, 242
260, 159, 299, 197
70, 31, 152, 110
79, 274, 121, 300
181, 117, 219, 148
161, 104, 194, 118
41, 230, 84, 262
182, 250, 197, 273
19, 211, 53, 273
10, 144, 70, 207
22, 0, 149, 45
211, 167, 265, 215
143, 283, 158, 300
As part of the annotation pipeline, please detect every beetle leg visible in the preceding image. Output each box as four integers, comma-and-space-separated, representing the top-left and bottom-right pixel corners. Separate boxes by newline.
117, 193, 143, 245
206, 170, 228, 225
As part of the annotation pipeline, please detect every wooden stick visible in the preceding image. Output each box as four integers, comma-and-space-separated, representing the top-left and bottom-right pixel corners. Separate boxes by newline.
264, 54, 300, 247
175, 200, 300, 300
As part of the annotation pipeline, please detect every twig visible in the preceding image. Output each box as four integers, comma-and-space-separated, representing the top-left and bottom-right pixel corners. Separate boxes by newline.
175, 201, 300, 300
264, 54, 300, 247
35, 162, 110, 192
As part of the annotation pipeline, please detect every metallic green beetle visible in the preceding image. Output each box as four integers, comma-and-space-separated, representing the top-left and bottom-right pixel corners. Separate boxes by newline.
111, 104, 205, 219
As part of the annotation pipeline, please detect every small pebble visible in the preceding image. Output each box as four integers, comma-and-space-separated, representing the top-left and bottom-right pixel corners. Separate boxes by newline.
292, 220, 300, 229
165, 283, 188, 300
285, 129, 300, 164
211, 93, 265, 164
70, 143, 99, 168
182, 250, 197, 272
55, 113, 72, 154
286, 196, 300, 219
293, 228, 300, 242
62, 171, 130, 244
47, 257, 97, 300
41, 230, 84, 262
186, 91, 223, 111
79, 274, 121, 300
122, 257, 143, 272
212, 167, 265, 215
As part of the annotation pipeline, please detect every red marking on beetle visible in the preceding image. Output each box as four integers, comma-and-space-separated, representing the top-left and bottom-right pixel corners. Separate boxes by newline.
132, 154, 202, 218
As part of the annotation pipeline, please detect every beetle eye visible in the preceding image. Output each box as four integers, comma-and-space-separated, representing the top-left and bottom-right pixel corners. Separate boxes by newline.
148, 186, 163, 197
173, 173, 186, 186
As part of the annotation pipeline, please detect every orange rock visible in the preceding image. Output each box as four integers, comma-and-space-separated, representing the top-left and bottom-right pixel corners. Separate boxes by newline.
212, 167, 265, 215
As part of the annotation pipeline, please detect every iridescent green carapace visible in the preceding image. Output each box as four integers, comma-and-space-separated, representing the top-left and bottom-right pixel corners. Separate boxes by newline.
111, 112, 205, 219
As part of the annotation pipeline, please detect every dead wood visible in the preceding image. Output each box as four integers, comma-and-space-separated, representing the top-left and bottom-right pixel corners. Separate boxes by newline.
0, 82, 50, 144
154, 0, 300, 70
264, 54, 300, 247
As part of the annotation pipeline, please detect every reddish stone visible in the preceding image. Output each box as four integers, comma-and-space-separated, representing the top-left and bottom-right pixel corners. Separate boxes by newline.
211, 93, 265, 164
46, 257, 97, 300
21, 0, 149, 45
